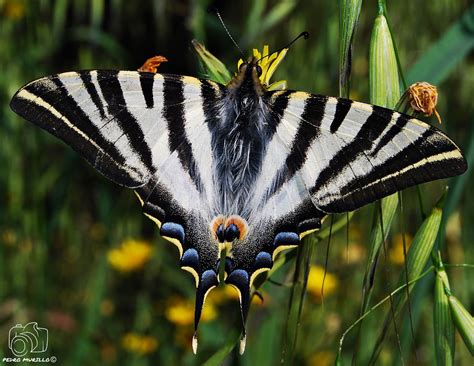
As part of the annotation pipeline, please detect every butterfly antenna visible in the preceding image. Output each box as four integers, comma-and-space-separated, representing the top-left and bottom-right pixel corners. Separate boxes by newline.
257, 31, 310, 63
212, 8, 246, 58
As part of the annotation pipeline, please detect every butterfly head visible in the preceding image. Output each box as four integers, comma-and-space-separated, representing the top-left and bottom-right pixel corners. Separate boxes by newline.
227, 57, 266, 97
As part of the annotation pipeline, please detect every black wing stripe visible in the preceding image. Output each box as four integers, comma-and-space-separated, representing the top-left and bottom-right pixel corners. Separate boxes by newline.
97, 70, 155, 176
267, 90, 293, 130
370, 113, 409, 156
200, 79, 223, 131
26, 74, 128, 168
319, 128, 466, 212
263, 95, 327, 200
330, 98, 353, 133
163, 75, 203, 193
79, 71, 106, 119
139, 72, 154, 108
11, 86, 142, 187
311, 105, 394, 195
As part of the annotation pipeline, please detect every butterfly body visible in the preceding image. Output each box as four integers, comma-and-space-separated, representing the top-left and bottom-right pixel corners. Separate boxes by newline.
10, 57, 467, 352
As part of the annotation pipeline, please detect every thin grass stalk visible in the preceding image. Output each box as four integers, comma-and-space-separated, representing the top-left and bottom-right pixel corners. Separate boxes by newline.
368, 192, 446, 365
353, 3, 401, 363
281, 236, 313, 365
336, 265, 436, 365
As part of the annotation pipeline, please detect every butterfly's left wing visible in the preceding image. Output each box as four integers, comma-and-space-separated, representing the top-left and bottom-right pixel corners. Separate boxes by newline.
10, 71, 228, 339
224, 90, 467, 339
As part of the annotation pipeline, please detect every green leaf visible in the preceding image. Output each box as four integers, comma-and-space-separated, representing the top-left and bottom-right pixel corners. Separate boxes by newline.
407, 5, 474, 85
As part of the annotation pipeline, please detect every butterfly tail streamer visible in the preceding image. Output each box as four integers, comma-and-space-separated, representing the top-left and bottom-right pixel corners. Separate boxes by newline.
192, 269, 219, 354
224, 268, 251, 354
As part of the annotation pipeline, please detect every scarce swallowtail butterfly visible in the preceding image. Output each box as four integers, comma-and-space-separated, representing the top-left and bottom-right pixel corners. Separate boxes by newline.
10, 44, 467, 353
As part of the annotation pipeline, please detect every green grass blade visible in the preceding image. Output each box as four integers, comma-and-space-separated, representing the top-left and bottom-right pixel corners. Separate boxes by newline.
339, 0, 362, 98
407, 5, 474, 85
202, 335, 239, 366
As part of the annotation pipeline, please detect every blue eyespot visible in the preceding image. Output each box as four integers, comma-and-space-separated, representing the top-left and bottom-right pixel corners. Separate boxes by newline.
255, 251, 272, 269
226, 269, 249, 288
273, 232, 300, 247
181, 248, 199, 268
161, 222, 185, 243
201, 269, 218, 288
225, 224, 240, 242
216, 223, 225, 242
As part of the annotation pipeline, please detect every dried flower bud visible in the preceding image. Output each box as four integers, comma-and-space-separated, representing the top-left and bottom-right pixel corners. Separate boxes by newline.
138, 55, 168, 73
407, 82, 442, 124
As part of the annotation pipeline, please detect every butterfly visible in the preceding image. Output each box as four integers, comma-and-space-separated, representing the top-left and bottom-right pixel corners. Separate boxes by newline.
10, 48, 467, 353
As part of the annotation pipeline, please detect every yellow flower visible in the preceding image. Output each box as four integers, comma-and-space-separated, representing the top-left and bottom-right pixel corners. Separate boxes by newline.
237, 45, 288, 90
2, 0, 25, 20
388, 233, 413, 265
107, 239, 153, 273
308, 351, 334, 366
306, 265, 339, 301
121, 333, 158, 355
165, 296, 216, 326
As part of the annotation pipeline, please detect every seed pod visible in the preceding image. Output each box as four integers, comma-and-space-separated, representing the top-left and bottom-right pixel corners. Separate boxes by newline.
448, 293, 474, 355
433, 266, 455, 365
192, 39, 232, 84
369, 13, 400, 108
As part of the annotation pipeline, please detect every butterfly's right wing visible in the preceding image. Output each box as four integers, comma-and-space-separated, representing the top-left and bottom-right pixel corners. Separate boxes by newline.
258, 90, 467, 215
10, 71, 228, 337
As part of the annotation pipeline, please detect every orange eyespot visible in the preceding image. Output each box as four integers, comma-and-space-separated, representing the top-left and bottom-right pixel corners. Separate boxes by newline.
210, 215, 249, 242
210, 215, 225, 241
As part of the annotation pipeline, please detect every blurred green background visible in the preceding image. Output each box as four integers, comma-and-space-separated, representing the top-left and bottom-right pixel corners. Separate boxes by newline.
0, 1, 473, 365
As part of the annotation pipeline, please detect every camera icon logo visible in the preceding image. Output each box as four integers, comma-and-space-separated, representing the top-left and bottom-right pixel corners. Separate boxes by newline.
8, 322, 49, 357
